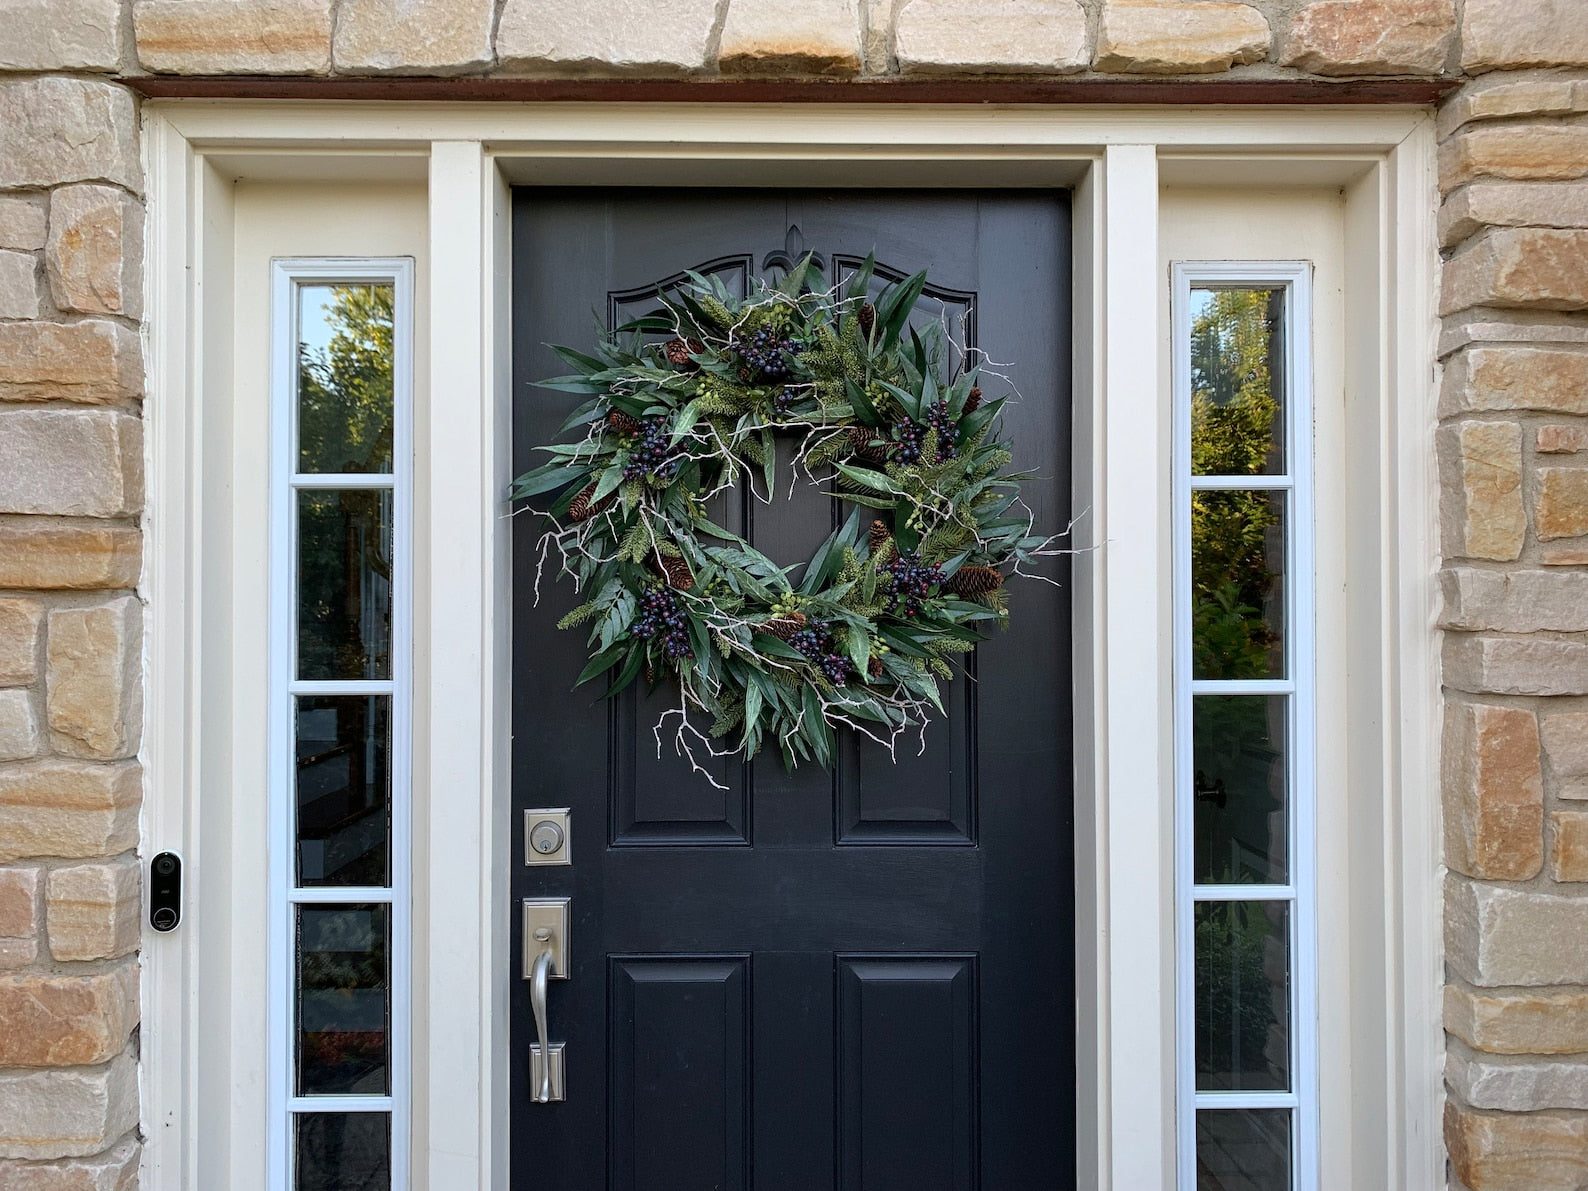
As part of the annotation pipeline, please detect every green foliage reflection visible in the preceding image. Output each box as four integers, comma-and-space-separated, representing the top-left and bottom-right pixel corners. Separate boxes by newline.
1190, 289, 1283, 680
298, 285, 395, 475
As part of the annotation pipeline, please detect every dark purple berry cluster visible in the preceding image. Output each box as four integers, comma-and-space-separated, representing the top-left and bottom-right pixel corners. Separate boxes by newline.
730, 329, 801, 382
883, 553, 945, 618
926, 399, 958, 461
630, 586, 694, 660
788, 621, 855, 685
622, 415, 682, 482
773, 387, 797, 416
892, 417, 926, 464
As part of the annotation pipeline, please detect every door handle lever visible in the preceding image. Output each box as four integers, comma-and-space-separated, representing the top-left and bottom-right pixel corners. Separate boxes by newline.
522, 898, 568, 1102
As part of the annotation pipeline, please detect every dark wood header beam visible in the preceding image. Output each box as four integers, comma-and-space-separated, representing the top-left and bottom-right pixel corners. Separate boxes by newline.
124, 75, 1456, 105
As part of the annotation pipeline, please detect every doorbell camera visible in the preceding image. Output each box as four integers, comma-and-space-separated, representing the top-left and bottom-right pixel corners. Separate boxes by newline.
149, 852, 182, 932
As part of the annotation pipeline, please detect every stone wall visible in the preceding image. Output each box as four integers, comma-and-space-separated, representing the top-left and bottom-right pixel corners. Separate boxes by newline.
0, 0, 1584, 1187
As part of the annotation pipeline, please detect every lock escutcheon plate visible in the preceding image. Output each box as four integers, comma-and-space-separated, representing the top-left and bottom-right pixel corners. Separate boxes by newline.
523, 808, 571, 866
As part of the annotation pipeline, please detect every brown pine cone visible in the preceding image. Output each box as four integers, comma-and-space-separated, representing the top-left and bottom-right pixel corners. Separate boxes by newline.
664, 337, 705, 367
857, 302, 876, 339
848, 425, 890, 465
763, 611, 808, 640
963, 386, 982, 415
567, 482, 616, 523
945, 565, 1004, 597
868, 519, 892, 557
868, 656, 884, 680
606, 409, 643, 436
650, 552, 695, 592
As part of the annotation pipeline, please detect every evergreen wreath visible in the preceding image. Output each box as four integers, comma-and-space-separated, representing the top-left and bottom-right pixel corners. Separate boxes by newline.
512, 254, 1058, 783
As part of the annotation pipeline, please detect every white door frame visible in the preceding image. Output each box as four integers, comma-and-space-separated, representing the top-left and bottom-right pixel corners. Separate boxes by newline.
139, 102, 1440, 1191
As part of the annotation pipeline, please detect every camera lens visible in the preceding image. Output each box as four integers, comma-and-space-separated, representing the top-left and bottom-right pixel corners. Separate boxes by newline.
151, 906, 178, 931
154, 856, 175, 876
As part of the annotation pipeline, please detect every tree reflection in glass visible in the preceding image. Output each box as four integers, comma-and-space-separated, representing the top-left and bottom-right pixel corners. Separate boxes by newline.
1190, 289, 1287, 681
298, 284, 395, 476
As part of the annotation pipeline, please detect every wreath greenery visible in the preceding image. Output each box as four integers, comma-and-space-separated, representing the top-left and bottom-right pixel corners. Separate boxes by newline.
512, 254, 1054, 780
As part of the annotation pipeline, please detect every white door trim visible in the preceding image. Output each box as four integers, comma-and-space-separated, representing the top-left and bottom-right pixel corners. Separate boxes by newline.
139, 102, 1440, 1191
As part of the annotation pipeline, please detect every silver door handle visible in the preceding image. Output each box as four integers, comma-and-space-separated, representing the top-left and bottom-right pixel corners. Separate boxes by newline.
522, 897, 567, 1102
529, 940, 554, 1103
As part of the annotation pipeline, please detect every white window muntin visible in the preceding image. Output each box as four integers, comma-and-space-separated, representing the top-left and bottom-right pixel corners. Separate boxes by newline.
1171, 261, 1319, 1191
267, 258, 415, 1191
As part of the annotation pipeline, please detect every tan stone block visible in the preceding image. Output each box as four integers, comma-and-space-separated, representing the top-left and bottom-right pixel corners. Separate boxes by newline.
1441, 72, 1588, 139
1095, 0, 1268, 74
895, 0, 1089, 75
1442, 126, 1588, 192
1445, 1100, 1588, 1191
0, 1050, 137, 1160
497, 0, 719, 74
1449, 1042, 1588, 1111
0, 867, 39, 940
1543, 545, 1588, 566
0, 1137, 140, 1191
0, 599, 43, 687
0, 938, 35, 969
1280, 0, 1453, 76
0, 79, 138, 192
1550, 811, 1588, 882
1441, 315, 1588, 361
1445, 635, 1588, 697
1447, 873, 1588, 985
45, 186, 143, 320
334, 0, 492, 73
0, 966, 137, 1068
1438, 420, 1525, 560
0, 691, 42, 764
1441, 181, 1588, 249
1441, 346, 1588, 417
1542, 710, 1588, 800
1443, 700, 1543, 880
1441, 568, 1588, 632
1462, 0, 1588, 72
0, 759, 140, 863
0, 0, 122, 70
0, 521, 141, 592
1539, 425, 1588, 454
1447, 982, 1588, 1054
46, 598, 141, 762
1537, 467, 1588, 540
135, 0, 333, 74
1443, 228, 1588, 315
45, 861, 139, 963
719, 0, 863, 76
0, 322, 142, 405
0, 411, 142, 519
0, 250, 39, 321
0, 198, 47, 252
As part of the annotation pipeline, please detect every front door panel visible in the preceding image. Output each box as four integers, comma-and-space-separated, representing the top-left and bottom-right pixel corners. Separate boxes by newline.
511, 190, 1073, 1189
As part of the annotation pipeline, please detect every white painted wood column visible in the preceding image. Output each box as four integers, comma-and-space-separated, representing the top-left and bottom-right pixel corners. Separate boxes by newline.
1096, 143, 1176, 1189
421, 140, 512, 1191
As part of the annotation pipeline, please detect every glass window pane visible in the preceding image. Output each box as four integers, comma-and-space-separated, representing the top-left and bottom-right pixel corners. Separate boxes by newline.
1194, 695, 1288, 886
295, 1111, 389, 1191
297, 284, 395, 475
296, 904, 390, 1095
1190, 287, 1285, 476
297, 488, 393, 681
1195, 900, 1290, 1092
1192, 490, 1286, 680
296, 696, 391, 887
1196, 1108, 1291, 1191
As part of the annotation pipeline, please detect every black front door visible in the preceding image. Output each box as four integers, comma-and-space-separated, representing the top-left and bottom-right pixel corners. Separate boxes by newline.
511, 190, 1073, 1190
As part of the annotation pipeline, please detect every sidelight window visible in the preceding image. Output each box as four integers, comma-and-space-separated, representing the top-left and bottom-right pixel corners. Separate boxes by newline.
1172, 264, 1318, 1191
269, 261, 414, 1191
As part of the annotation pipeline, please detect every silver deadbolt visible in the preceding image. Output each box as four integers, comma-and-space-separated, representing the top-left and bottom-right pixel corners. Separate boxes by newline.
523, 808, 571, 866
530, 820, 564, 855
